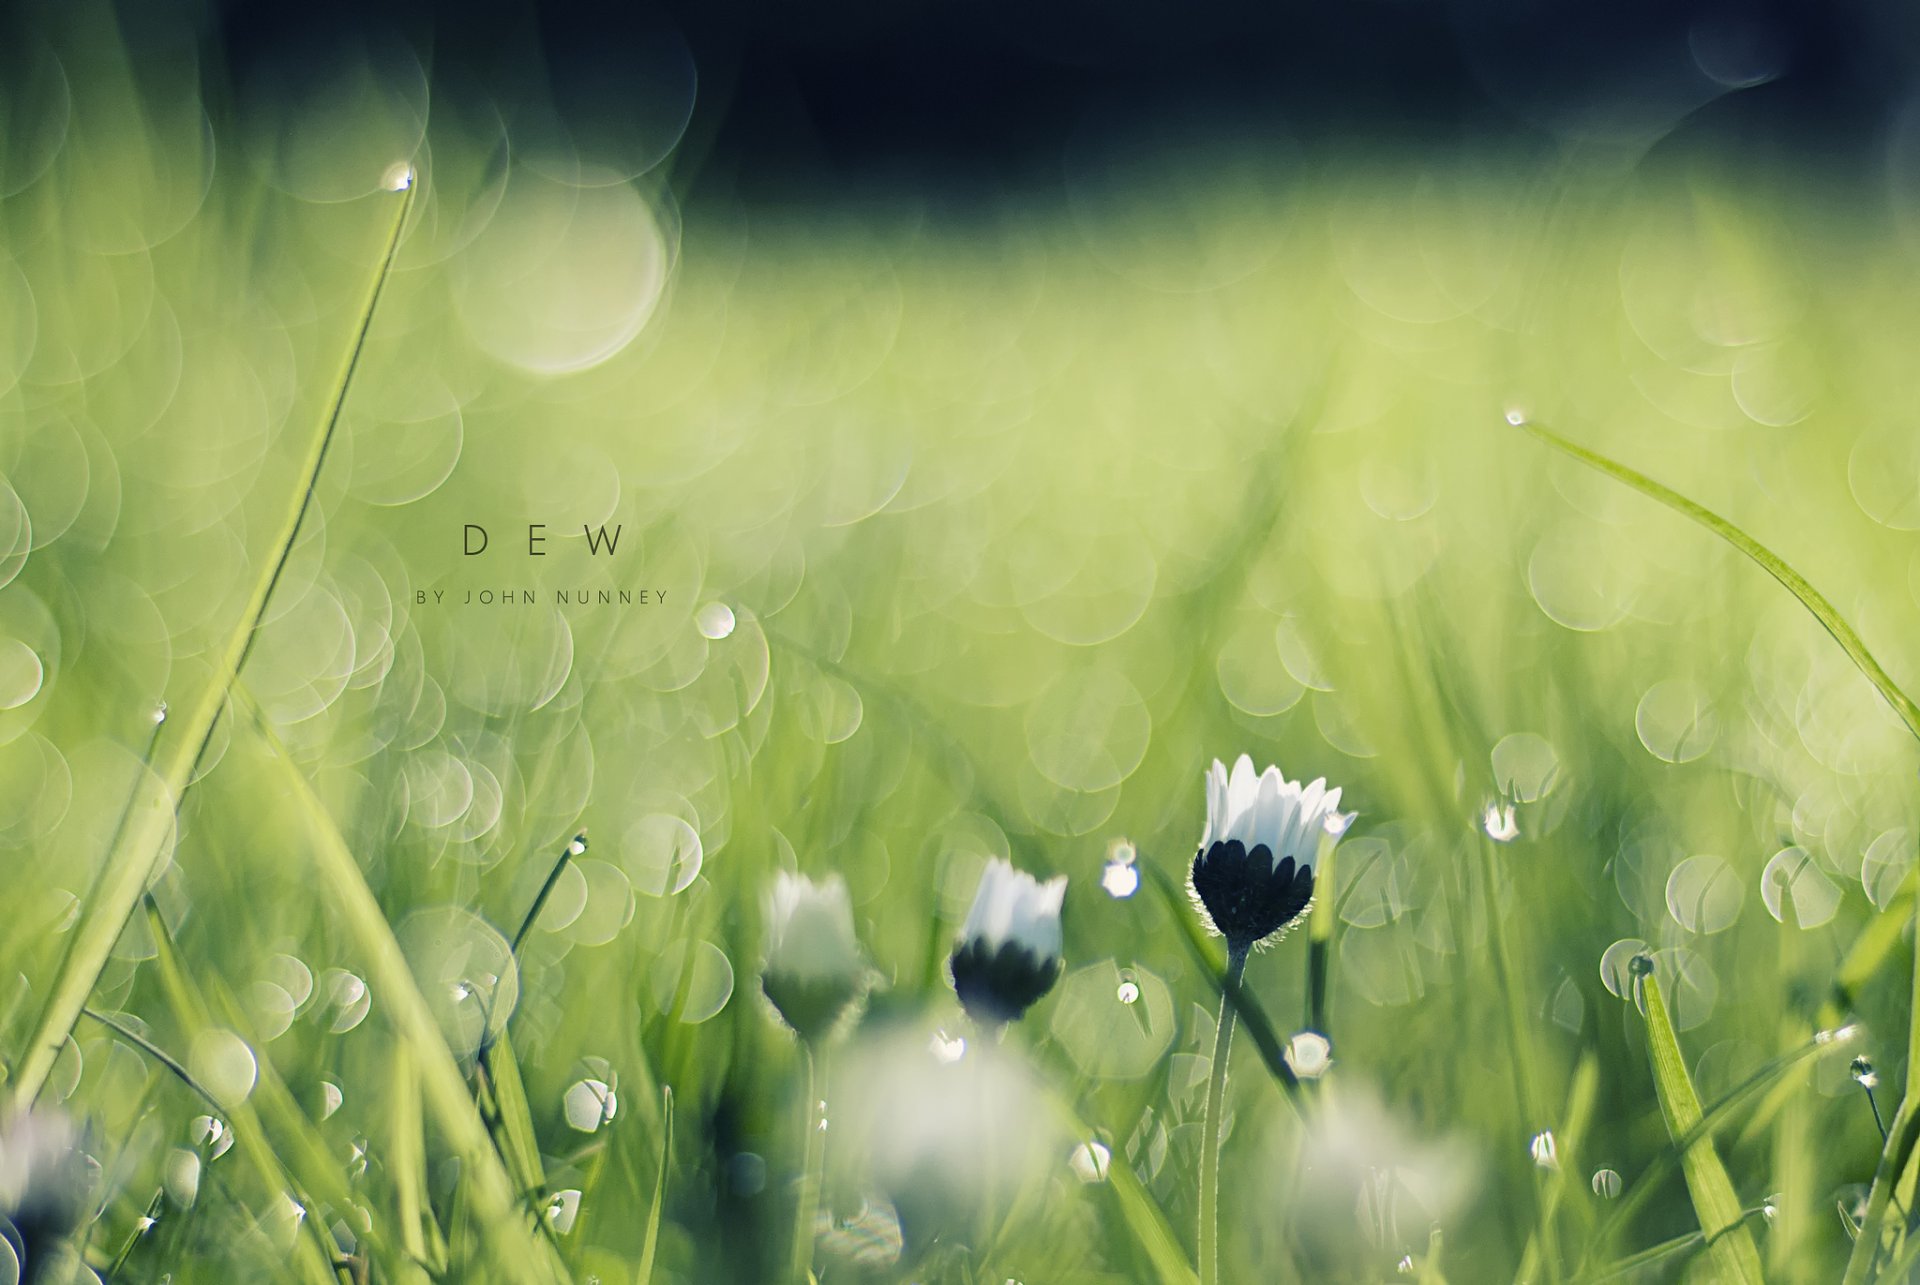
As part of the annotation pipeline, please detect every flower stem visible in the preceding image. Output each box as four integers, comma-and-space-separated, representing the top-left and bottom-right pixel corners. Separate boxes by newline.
1199, 940, 1250, 1285
790, 1042, 825, 1285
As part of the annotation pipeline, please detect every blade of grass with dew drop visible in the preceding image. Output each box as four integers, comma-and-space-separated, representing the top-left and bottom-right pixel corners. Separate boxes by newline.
637, 1086, 673, 1285
1474, 834, 1558, 1280
1517, 1052, 1601, 1284
1638, 971, 1765, 1284
1515, 419, 1920, 742
1047, 1092, 1199, 1285
1519, 419, 1920, 1283
1583, 1028, 1848, 1269
233, 692, 563, 1284
11, 180, 416, 1111
1734, 872, 1908, 1154
143, 897, 365, 1244
137, 905, 344, 1285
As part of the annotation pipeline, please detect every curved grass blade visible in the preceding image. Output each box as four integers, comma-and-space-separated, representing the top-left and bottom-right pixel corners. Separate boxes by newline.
11, 179, 417, 1110
236, 691, 561, 1284
1639, 971, 1765, 1283
1046, 1090, 1199, 1285
136, 905, 345, 1285
1516, 419, 1920, 743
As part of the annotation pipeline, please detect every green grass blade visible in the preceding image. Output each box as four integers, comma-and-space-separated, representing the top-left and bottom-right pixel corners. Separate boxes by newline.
1047, 1090, 1199, 1285
1516, 419, 1920, 743
637, 1085, 673, 1285
236, 692, 562, 1284
11, 180, 416, 1110
481, 1029, 549, 1199
1639, 971, 1765, 1284
139, 904, 344, 1285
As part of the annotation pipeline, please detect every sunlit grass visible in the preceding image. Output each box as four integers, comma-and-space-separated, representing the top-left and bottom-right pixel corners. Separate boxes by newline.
8, 13, 1920, 1283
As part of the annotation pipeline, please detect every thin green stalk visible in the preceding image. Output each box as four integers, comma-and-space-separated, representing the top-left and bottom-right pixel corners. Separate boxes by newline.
1197, 940, 1249, 1285
11, 178, 415, 1109
790, 1042, 824, 1285
637, 1086, 674, 1285
1476, 835, 1558, 1281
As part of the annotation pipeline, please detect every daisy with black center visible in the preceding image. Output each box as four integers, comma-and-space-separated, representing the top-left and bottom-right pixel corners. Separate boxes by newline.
1189, 754, 1353, 1285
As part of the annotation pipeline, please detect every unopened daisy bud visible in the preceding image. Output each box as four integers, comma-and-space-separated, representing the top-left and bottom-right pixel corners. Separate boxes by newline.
1188, 755, 1355, 950
761, 873, 866, 1043
949, 859, 1066, 1028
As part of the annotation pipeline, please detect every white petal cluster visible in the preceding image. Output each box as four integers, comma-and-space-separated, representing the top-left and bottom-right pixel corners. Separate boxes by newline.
765, 872, 863, 983
960, 859, 1066, 964
1201, 754, 1355, 871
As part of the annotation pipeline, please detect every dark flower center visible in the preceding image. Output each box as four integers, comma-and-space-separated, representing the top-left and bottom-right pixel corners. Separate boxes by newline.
949, 938, 1062, 1026
1189, 839, 1314, 946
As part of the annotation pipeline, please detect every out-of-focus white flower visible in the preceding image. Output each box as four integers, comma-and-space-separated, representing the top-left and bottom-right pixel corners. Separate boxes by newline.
1285, 1031, 1334, 1081
949, 859, 1067, 1027
762, 872, 867, 1042
1483, 802, 1520, 843
1529, 1130, 1558, 1170
1290, 1085, 1480, 1263
1190, 755, 1355, 947
840, 1031, 1058, 1254
0, 1109, 93, 1277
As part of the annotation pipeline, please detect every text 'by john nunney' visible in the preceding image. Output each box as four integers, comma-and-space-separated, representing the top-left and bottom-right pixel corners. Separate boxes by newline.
412, 523, 668, 608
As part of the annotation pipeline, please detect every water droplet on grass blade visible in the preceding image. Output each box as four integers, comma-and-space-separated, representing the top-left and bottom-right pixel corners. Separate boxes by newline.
1592, 1168, 1622, 1198
1068, 1140, 1110, 1183
396, 907, 519, 1056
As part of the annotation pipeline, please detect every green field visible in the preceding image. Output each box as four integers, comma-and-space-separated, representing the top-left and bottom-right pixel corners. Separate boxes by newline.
8, 16, 1920, 1284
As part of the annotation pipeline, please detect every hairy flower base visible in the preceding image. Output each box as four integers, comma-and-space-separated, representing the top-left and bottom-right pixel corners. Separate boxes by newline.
1189, 839, 1314, 946
762, 970, 861, 1043
949, 938, 1063, 1026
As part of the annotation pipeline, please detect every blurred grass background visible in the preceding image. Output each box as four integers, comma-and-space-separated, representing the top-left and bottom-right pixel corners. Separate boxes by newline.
5, 1, 1920, 1280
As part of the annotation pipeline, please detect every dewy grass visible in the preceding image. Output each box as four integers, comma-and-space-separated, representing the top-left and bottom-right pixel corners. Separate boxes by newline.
12, 177, 417, 1111
1517, 418, 1920, 1283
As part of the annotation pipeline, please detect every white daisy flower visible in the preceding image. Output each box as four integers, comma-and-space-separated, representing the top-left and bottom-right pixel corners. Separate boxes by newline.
949, 859, 1067, 1027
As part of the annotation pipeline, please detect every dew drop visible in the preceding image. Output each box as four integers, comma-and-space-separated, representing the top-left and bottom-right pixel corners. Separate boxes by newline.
1116, 979, 1140, 1004
1101, 840, 1140, 898
1284, 1031, 1333, 1080
382, 162, 414, 192
929, 1030, 966, 1063
696, 601, 736, 640
568, 832, 588, 857
1592, 1167, 1622, 1198
1504, 407, 1527, 426
1068, 1140, 1111, 1184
